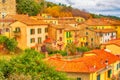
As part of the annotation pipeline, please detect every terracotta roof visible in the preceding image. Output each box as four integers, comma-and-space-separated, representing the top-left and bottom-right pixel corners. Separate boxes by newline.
51, 24, 79, 31
64, 25, 80, 31
50, 24, 65, 29
84, 18, 114, 26
36, 15, 57, 20
103, 38, 120, 47
58, 20, 78, 24
10, 14, 48, 25
0, 19, 15, 22
93, 29, 116, 33
45, 50, 119, 73
100, 18, 120, 25
44, 38, 53, 43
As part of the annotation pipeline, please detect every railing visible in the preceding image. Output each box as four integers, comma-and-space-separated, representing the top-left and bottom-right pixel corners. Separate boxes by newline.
13, 31, 21, 36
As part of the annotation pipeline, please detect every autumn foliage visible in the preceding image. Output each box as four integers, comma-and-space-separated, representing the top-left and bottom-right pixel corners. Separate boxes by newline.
44, 6, 73, 17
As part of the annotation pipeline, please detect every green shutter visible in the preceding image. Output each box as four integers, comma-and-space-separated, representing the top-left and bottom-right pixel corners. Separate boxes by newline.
66, 32, 68, 38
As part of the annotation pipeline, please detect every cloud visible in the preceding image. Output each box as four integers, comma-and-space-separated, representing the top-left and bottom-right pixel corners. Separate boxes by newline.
46, 0, 120, 17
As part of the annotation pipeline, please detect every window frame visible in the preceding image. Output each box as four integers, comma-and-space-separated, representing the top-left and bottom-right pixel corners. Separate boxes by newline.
30, 38, 35, 43
38, 28, 41, 34
30, 29, 35, 35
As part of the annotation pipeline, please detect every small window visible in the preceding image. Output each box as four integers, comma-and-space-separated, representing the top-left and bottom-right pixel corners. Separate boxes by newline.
45, 28, 48, 33
45, 35, 48, 39
2, 15, 5, 19
30, 38, 35, 43
108, 69, 112, 78
66, 32, 71, 38
38, 37, 42, 44
86, 32, 88, 35
117, 64, 119, 70
38, 28, 41, 34
6, 28, 9, 32
59, 37, 62, 41
30, 29, 35, 35
97, 74, 100, 80
91, 38, 93, 41
15, 27, 21, 32
59, 29, 62, 34
119, 63, 120, 68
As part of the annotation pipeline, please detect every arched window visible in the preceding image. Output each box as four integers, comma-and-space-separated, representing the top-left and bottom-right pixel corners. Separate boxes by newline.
15, 27, 21, 32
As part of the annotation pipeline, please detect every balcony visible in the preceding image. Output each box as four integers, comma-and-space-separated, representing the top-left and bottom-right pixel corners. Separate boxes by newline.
13, 31, 21, 37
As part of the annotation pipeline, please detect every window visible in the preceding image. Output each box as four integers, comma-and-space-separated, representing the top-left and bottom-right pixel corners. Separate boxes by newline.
66, 32, 71, 38
15, 27, 21, 32
67, 40, 72, 43
59, 37, 62, 41
30, 29, 35, 35
2, 15, 5, 19
45, 28, 48, 33
38, 37, 42, 44
117, 64, 119, 70
86, 32, 88, 35
77, 77, 81, 80
30, 38, 35, 43
6, 28, 9, 32
97, 74, 100, 80
38, 28, 41, 34
102, 26, 104, 29
59, 29, 62, 34
119, 63, 120, 68
85, 42, 88, 46
2, 0, 5, 3
91, 38, 93, 42
108, 69, 112, 78
45, 35, 48, 39
83, 38, 85, 40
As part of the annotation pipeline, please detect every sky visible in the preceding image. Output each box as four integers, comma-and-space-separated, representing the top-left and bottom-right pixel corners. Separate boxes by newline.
46, 0, 120, 17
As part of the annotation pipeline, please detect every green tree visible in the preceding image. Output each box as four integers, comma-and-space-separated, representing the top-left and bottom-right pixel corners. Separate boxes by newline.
77, 46, 90, 53
17, 0, 41, 16
5, 38, 18, 52
0, 36, 7, 45
0, 49, 69, 80
65, 43, 77, 55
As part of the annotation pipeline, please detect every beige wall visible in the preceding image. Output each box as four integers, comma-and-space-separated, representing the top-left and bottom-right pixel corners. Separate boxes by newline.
66, 72, 90, 80
104, 44, 120, 55
26, 25, 48, 48
10, 21, 27, 49
10, 21, 49, 50
86, 29, 101, 48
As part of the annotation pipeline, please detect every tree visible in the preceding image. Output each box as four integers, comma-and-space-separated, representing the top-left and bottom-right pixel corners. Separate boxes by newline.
77, 46, 90, 53
17, 0, 41, 16
0, 36, 7, 44
65, 43, 77, 55
0, 49, 69, 80
5, 38, 18, 52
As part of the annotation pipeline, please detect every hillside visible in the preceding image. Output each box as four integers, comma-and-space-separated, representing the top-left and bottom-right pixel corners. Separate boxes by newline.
16, 0, 120, 20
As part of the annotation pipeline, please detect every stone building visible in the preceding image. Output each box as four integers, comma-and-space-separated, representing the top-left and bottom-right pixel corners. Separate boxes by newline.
0, 0, 16, 36
0, 0, 16, 19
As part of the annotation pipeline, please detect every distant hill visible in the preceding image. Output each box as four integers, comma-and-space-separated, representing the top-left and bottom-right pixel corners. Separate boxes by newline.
16, 0, 120, 20
91, 14, 120, 20
44, 1, 92, 19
